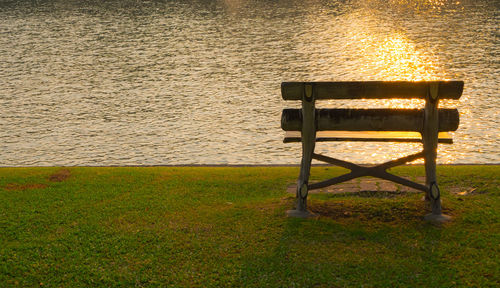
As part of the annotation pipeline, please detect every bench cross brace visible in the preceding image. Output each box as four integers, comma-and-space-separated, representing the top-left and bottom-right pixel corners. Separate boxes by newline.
309, 151, 428, 193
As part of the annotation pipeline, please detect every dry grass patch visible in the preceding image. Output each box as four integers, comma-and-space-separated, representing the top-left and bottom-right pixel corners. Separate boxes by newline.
3, 183, 48, 191
48, 168, 71, 182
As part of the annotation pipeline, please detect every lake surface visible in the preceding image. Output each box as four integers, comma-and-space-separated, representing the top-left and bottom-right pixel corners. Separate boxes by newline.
1, 0, 499, 166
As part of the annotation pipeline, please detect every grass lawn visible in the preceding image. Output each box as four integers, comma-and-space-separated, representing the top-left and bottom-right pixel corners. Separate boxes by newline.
0, 166, 499, 287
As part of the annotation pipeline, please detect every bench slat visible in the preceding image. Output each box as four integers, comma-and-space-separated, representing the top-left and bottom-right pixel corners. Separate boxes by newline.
281, 108, 459, 132
282, 81, 463, 100
283, 131, 453, 144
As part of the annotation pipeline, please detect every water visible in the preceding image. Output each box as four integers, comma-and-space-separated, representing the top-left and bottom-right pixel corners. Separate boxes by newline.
0, 0, 498, 166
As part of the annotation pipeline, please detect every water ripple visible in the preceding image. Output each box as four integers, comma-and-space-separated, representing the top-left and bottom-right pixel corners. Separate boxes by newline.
0, 0, 498, 166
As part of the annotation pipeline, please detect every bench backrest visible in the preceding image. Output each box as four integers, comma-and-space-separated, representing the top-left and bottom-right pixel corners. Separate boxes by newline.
281, 81, 463, 133
281, 81, 463, 100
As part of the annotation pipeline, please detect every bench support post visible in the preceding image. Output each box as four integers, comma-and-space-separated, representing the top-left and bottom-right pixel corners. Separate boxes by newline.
423, 84, 451, 222
287, 84, 317, 218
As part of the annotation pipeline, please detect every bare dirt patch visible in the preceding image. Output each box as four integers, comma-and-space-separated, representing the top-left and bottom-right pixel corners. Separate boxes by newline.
308, 201, 435, 222
3, 183, 48, 191
49, 169, 71, 182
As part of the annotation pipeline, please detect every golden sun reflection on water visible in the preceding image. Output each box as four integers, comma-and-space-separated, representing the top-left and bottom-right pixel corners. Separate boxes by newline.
356, 33, 444, 82
382, 0, 460, 11
353, 31, 446, 109
334, 11, 449, 110
310, 9, 458, 164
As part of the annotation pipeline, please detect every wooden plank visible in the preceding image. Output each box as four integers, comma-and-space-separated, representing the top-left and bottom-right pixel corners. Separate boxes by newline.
283, 131, 453, 144
281, 81, 463, 100
281, 108, 459, 132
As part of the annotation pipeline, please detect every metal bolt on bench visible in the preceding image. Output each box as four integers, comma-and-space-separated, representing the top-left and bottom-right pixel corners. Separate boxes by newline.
281, 81, 463, 221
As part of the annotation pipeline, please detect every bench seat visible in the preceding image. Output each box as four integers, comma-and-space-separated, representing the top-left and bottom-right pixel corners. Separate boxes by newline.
283, 131, 453, 144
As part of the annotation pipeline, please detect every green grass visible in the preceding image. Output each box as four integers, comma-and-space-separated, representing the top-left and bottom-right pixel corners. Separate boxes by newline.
0, 166, 498, 287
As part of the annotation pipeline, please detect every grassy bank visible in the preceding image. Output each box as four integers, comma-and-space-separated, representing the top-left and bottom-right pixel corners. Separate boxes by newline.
0, 166, 498, 287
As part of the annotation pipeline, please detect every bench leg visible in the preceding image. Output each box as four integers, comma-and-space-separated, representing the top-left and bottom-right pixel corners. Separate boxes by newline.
287, 139, 316, 218
298, 140, 314, 210
423, 84, 450, 222
287, 85, 317, 218
424, 150, 450, 222
423, 147, 451, 222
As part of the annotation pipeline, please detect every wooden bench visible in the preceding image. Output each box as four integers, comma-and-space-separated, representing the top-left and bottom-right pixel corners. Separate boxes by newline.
281, 81, 463, 221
